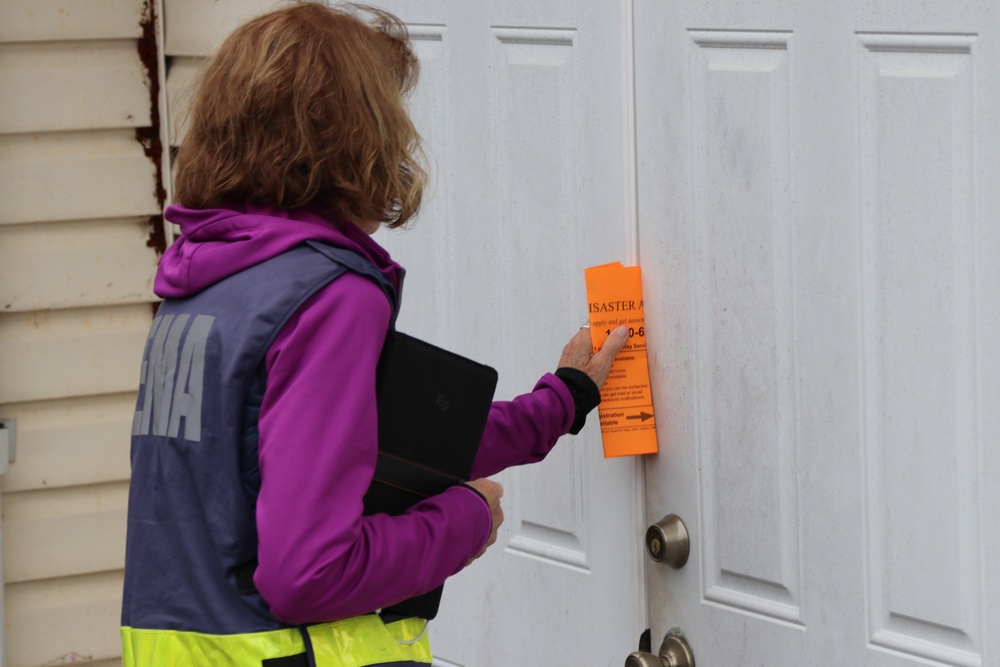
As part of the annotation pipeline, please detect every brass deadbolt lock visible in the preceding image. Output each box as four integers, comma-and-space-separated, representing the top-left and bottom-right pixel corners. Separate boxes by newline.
644, 514, 690, 568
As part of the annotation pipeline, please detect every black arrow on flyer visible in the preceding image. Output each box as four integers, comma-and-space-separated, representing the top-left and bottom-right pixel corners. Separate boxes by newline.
626, 412, 653, 422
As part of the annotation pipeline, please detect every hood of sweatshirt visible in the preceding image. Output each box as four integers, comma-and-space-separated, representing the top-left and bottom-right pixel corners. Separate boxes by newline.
155, 204, 404, 302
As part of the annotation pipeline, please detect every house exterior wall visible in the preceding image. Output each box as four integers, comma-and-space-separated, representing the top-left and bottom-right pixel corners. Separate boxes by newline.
0, 0, 163, 664
163, 0, 277, 164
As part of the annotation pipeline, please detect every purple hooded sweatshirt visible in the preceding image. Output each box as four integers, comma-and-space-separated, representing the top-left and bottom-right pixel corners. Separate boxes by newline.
155, 204, 577, 625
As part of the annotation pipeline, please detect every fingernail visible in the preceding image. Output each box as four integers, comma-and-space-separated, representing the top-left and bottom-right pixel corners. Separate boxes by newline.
614, 325, 628, 337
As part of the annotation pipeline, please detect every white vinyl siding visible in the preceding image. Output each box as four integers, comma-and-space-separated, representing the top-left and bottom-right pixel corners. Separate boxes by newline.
163, 0, 278, 150
0, 0, 161, 664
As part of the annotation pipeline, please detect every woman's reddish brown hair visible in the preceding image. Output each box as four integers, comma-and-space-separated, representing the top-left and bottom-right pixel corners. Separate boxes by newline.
173, 2, 426, 228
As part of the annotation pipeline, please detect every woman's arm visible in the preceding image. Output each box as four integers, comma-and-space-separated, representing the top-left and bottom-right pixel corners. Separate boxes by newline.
253, 273, 492, 625
471, 326, 628, 478
471, 374, 576, 479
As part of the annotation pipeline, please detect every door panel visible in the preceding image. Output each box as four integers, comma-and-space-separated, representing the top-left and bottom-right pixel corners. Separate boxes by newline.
857, 32, 983, 666
374, 2, 643, 665
688, 30, 803, 627
637, 0, 1000, 665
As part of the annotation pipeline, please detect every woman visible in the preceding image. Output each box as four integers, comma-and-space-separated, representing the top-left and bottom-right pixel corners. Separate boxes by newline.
120, 3, 627, 665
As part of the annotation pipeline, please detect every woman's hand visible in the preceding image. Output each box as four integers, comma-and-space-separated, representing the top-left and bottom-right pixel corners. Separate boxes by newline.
557, 325, 629, 389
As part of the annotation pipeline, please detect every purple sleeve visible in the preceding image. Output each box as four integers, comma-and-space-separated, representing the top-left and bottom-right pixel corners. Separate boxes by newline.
470, 373, 576, 479
253, 273, 493, 625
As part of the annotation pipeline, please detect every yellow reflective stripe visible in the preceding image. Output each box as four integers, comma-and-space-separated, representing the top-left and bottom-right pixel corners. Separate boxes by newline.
121, 626, 304, 666
308, 616, 432, 666
121, 615, 432, 667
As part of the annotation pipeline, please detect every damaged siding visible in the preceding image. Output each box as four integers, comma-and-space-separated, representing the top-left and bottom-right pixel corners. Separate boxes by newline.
0, 0, 163, 664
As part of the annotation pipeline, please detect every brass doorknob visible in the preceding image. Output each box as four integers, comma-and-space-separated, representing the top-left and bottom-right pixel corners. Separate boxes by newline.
625, 653, 663, 667
625, 632, 695, 667
644, 514, 690, 568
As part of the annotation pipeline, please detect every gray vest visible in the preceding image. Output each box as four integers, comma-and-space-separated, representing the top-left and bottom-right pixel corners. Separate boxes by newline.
122, 241, 398, 634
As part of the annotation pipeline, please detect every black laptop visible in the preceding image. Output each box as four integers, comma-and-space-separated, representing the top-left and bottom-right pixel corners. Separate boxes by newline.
363, 330, 498, 618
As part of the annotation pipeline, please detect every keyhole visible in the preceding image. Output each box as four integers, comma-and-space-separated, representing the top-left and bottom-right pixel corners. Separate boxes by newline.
644, 515, 690, 568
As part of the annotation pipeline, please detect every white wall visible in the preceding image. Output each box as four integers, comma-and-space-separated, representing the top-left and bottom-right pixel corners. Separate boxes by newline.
0, 0, 162, 664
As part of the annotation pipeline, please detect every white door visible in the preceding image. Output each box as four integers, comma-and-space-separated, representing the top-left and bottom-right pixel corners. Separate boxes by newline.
159, 0, 642, 663
635, 0, 1000, 664
374, 1, 645, 665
